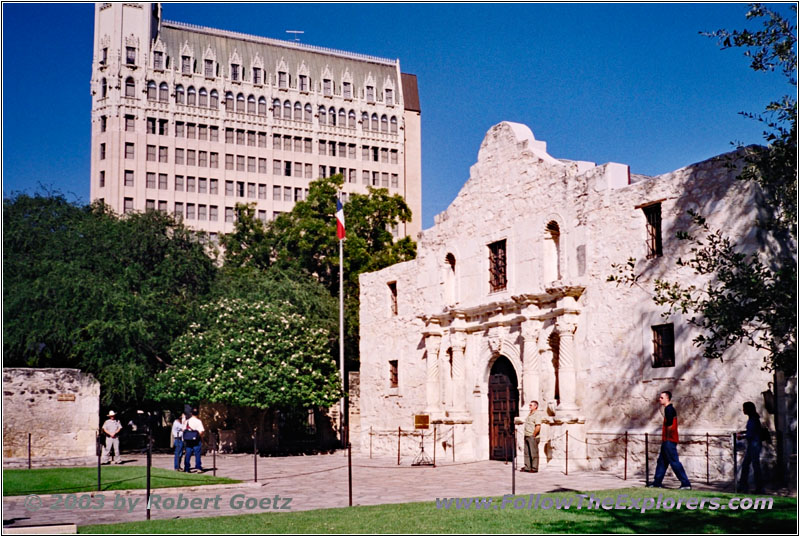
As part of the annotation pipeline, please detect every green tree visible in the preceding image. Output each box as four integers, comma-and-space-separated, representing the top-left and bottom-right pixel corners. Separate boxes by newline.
221, 175, 416, 366
149, 297, 341, 409
610, 4, 797, 374
3, 194, 217, 406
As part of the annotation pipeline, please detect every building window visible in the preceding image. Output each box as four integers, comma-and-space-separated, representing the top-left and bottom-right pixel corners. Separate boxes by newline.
99, 142, 107, 160
199, 151, 208, 167
258, 97, 267, 116
258, 184, 267, 199
544, 221, 561, 282
146, 144, 156, 162
187, 86, 196, 106
488, 239, 507, 292
283, 186, 292, 202
348, 110, 356, 129
652, 324, 675, 368
643, 203, 663, 259
198, 204, 207, 221
226, 92, 235, 112
124, 197, 134, 214
391, 174, 398, 188
174, 148, 184, 165
174, 202, 183, 219
236, 155, 245, 172
186, 176, 196, 192
125, 46, 136, 65
124, 170, 134, 187
343, 82, 352, 99
159, 173, 168, 189
323, 78, 332, 96
284, 161, 292, 177
210, 179, 218, 194
371, 114, 379, 131
237, 93, 245, 112
100, 78, 107, 98
381, 115, 388, 133
278, 71, 287, 89
198, 177, 207, 193
146, 172, 155, 188
176, 85, 185, 104
209, 205, 218, 221
159, 119, 168, 135
299, 75, 308, 92
188, 149, 197, 166
385, 88, 393, 105
389, 360, 398, 388
100, 47, 108, 66
225, 207, 235, 222
199, 87, 208, 107
390, 116, 398, 134
210, 90, 219, 108
99, 170, 105, 187
124, 142, 135, 159
253, 67, 262, 85
159, 146, 168, 163
125, 77, 135, 97
388, 281, 398, 315
247, 94, 256, 114
273, 185, 281, 201
158, 200, 167, 213
147, 80, 157, 100
366, 85, 375, 102
248, 157, 256, 173
146, 117, 156, 134
205, 59, 214, 78
186, 203, 195, 219
175, 175, 184, 191
99, 115, 107, 133
225, 180, 234, 196
247, 182, 256, 198
390, 149, 398, 164
181, 55, 191, 74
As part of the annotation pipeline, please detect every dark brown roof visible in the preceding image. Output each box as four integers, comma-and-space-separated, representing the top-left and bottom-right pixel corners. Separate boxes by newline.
401, 73, 420, 113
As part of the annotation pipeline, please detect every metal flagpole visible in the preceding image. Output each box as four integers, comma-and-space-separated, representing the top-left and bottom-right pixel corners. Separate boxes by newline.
339, 236, 345, 448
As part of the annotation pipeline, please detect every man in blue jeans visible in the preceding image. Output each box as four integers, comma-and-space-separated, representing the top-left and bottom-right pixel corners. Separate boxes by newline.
171, 413, 185, 471
183, 408, 205, 472
648, 391, 691, 490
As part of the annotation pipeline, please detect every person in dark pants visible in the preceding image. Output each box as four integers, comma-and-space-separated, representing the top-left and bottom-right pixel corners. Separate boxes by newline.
183, 408, 205, 472
171, 412, 186, 471
739, 401, 764, 493
521, 401, 543, 473
648, 391, 691, 490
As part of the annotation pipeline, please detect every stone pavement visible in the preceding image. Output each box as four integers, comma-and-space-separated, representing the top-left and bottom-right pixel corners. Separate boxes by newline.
0, 451, 754, 529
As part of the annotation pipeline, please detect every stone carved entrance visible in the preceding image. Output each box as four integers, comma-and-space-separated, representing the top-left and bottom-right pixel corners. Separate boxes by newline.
488, 356, 518, 461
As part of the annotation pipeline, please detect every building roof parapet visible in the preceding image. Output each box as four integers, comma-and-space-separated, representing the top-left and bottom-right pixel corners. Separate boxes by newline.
162, 20, 399, 67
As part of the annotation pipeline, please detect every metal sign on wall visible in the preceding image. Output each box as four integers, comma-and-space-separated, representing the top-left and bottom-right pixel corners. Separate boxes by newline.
414, 414, 429, 430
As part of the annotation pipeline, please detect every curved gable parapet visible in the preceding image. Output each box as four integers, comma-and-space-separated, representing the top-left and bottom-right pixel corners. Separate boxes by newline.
478, 121, 561, 166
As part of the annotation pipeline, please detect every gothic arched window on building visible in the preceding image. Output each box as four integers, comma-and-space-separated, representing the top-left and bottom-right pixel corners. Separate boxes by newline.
125, 77, 136, 98
272, 98, 281, 118
159, 82, 169, 102
444, 253, 456, 304
544, 221, 561, 282
146, 80, 157, 101
362, 111, 369, 130
381, 114, 388, 133
348, 110, 356, 129
329, 107, 337, 126
319, 106, 327, 125
258, 96, 267, 116
283, 100, 292, 119
236, 93, 245, 113
304, 103, 312, 123
371, 113, 379, 131
187, 86, 196, 106
294, 102, 302, 121
338, 108, 346, 127
175, 85, 185, 104
210, 89, 219, 108
390, 116, 398, 134
199, 87, 208, 107
247, 95, 256, 114
101, 78, 107, 99
226, 92, 236, 112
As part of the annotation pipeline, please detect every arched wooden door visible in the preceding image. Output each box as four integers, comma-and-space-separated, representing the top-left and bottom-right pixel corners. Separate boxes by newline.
488, 356, 519, 460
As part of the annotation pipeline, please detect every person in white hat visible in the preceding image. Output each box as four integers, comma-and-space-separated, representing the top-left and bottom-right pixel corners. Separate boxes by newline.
101, 410, 123, 464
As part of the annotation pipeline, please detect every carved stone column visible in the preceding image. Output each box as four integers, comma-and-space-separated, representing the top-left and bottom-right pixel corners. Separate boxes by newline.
450, 331, 467, 412
555, 315, 579, 414
424, 332, 442, 413
521, 320, 541, 406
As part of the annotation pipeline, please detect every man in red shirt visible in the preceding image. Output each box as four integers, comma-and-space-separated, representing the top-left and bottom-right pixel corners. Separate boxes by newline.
648, 391, 691, 489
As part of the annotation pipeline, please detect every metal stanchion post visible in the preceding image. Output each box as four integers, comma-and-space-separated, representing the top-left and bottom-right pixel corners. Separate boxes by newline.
624, 431, 628, 481
433, 425, 437, 468
706, 432, 710, 485
732, 432, 737, 493
397, 427, 401, 466
645, 433, 649, 486
28, 433, 32, 470
146, 424, 152, 521
213, 430, 217, 478
254, 428, 258, 483
97, 431, 102, 492
347, 442, 353, 507
565, 430, 569, 476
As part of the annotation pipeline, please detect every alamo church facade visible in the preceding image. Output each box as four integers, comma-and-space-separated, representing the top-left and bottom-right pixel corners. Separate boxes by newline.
357, 122, 794, 479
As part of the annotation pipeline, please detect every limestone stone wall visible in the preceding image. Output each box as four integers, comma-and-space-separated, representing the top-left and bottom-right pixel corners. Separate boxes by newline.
3, 368, 100, 465
358, 121, 785, 475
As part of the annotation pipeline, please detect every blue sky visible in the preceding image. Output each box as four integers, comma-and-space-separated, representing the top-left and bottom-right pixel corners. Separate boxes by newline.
2, 3, 794, 229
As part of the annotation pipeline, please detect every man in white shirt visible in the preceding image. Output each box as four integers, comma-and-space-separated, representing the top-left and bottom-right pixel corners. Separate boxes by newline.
101, 411, 123, 464
171, 413, 186, 471
183, 408, 205, 472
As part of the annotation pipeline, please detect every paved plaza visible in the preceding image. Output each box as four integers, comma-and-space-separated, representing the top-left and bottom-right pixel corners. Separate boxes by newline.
3, 449, 749, 530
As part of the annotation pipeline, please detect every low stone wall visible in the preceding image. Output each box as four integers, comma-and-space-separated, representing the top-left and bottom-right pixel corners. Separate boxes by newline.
3, 368, 100, 466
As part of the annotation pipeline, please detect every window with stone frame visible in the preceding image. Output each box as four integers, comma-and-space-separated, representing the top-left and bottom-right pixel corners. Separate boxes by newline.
388, 281, 398, 315
125, 47, 136, 65
652, 323, 675, 368
204, 59, 214, 78
389, 360, 398, 388
181, 55, 191, 74
643, 203, 663, 259
488, 239, 507, 292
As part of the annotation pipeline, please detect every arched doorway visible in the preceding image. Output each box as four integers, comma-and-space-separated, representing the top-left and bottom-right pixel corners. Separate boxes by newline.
488, 356, 519, 460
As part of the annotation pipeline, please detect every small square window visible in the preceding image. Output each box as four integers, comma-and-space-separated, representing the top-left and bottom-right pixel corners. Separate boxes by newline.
488, 240, 507, 292
389, 360, 398, 388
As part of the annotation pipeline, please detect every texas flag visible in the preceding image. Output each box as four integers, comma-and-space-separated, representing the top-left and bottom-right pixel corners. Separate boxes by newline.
336, 198, 346, 240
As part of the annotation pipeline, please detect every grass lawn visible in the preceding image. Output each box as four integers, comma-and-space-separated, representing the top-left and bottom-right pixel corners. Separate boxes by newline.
3, 466, 238, 496
79, 488, 797, 534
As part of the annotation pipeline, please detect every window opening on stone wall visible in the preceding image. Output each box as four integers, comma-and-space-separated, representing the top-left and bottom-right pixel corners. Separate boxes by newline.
444, 253, 456, 304
652, 323, 675, 368
126, 46, 136, 65
549, 331, 560, 403
544, 221, 561, 282
389, 360, 398, 388
388, 281, 398, 315
643, 203, 663, 259
488, 240, 507, 292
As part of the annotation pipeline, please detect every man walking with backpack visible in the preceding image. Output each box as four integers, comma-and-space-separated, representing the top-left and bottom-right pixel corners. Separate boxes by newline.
648, 391, 691, 490
183, 408, 205, 473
